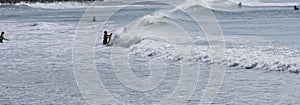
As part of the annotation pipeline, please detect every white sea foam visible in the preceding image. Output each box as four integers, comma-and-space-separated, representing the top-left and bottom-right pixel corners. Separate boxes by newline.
129, 39, 182, 61
15, 2, 90, 9
128, 40, 300, 73
1, 1, 137, 9
191, 45, 300, 73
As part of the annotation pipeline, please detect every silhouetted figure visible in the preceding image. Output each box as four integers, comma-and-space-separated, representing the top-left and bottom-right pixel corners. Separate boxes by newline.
92, 16, 96, 22
294, 6, 299, 10
103, 31, 112, 45
0, 32, 9, 43
238, 2, 242, 8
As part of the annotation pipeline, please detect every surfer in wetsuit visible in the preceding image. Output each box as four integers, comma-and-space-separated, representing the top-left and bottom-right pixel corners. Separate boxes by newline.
0, 32, 9, 43
103, 31, 112, 45
92, 16, 96, 22
238, 2, 242, 8
294, 6, 299, 10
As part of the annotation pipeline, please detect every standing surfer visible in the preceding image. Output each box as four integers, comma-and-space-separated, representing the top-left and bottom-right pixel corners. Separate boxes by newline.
103, 31, 112, 45
0, 32, 9, 43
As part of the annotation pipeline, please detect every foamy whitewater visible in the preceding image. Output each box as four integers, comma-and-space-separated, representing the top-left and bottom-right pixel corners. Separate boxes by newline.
1, 0, 300, 104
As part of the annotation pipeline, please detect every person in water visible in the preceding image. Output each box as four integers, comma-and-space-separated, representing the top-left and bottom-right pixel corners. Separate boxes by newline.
92, 16, 96, 22
294, 6, 299, 10
103, 31, 112, 45
238, 2, 242, 8
0, 32, 9, 43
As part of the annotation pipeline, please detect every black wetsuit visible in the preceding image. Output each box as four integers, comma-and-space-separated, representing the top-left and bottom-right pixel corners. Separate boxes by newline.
294, 6, 299, 10
0, 34, 9, 43
103, 34, 112, 44
0, 35, 4, 43
103, 34, 108, 44
238, 3, 242, 8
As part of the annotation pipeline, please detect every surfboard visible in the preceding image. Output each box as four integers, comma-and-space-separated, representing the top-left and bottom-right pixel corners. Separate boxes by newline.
105, 35, 113, 46
0, 38, 9, 41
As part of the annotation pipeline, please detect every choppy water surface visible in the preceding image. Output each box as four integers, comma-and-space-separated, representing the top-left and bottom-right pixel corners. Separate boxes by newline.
1, 0, 300, 104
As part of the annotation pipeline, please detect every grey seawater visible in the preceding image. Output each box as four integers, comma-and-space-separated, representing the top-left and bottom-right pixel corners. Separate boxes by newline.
0, 4, 86, 105
1, 0, 300, 104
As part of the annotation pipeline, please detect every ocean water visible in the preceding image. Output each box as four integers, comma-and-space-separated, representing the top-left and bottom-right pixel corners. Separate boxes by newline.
1, 0, 300, 104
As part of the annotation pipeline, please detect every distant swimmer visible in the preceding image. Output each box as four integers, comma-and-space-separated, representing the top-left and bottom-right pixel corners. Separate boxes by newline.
238, 2, 242, 8
92, 16, 96, 22
103, 31, 112, 45
0, 32, 10, 43
294, 6, 299, 10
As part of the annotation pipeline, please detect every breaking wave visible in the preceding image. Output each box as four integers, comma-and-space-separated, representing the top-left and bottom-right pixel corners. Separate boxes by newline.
122, 34, 300, 73
111, 11, 174, 48
107, 0, 300, 73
